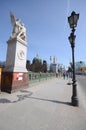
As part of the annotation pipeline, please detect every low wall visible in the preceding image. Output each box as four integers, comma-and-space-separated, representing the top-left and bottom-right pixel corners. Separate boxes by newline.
0, 70, 56, 92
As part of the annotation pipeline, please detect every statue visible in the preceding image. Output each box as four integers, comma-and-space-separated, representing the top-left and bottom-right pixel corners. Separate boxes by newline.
10, 12, 26, 41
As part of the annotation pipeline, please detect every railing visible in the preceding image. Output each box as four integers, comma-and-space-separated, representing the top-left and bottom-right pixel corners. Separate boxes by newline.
29, 71, 56, 84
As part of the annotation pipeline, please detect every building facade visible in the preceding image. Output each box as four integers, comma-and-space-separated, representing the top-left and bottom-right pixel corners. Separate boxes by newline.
75, 61, 86, 74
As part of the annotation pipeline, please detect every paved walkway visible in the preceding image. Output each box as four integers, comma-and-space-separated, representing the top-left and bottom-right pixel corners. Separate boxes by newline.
0, 77, 86, 130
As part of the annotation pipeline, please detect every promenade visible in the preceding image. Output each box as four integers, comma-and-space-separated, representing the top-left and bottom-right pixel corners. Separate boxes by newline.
0, 77, 86, 130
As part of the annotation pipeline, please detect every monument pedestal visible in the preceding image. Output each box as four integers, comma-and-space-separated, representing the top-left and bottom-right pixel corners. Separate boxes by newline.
1, 72, 29, 93
1, 37, 29, 93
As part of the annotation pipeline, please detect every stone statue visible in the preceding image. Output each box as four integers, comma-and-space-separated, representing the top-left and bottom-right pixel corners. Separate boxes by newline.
10, 12, 26, 41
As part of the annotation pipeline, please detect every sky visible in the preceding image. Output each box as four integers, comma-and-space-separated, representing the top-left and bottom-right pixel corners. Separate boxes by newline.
0, 0, 86, 67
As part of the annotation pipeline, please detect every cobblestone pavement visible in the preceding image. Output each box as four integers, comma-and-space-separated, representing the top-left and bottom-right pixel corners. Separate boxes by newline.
0, 77, 86, 130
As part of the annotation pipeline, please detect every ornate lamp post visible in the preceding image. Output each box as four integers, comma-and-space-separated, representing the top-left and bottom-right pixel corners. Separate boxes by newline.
68, 11, 79, 106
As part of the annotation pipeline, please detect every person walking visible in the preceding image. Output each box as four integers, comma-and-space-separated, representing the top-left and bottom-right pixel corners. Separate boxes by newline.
63, 72, 66, 79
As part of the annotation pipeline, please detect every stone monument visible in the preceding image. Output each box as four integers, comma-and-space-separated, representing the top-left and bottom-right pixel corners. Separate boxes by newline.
1, 12, 28, 93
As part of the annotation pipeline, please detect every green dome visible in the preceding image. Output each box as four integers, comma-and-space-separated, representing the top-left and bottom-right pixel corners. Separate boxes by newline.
33, 54, 42, 63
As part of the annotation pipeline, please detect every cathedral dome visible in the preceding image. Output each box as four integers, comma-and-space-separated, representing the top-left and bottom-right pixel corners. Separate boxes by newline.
33, 54, 42, 63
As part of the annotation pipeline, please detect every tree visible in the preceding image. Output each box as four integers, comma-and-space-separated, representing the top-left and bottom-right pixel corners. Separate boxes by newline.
42, 60, 47, 72
26, 60, 31, 71
67, 67, 72, 72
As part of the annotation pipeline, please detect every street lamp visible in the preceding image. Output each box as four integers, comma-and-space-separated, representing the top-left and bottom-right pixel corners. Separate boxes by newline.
68, 11, 79, 106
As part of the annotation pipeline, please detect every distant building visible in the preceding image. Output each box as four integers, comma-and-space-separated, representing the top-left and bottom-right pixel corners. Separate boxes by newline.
30, 54, 47, 72
50, 56, 58, 73
32, 54, 42, 64
75, 61, 86, 74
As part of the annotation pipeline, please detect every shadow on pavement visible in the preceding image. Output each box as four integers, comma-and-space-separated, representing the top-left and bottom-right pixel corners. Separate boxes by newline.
28, 96, 72, 106
13, 92, 33, 103
0, 91, 33, 104
0, 98, 11, 103
0, 91, 71, 106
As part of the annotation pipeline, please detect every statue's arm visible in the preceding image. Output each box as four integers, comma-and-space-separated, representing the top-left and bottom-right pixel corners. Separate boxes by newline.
10, 12, 15, 26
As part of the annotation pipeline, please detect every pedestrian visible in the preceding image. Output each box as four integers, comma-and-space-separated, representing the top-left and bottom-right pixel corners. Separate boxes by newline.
63, 72, 65, 79
66, 72, 69, 79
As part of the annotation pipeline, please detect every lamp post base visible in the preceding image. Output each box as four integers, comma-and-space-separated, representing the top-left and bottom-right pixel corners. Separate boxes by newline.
71, 96, 79, 106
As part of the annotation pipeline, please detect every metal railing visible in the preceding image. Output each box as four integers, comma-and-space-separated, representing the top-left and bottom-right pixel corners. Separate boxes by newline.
29, 71, 56, 84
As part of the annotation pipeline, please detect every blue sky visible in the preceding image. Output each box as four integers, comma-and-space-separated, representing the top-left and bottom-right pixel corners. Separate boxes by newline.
0, 0, 86, 66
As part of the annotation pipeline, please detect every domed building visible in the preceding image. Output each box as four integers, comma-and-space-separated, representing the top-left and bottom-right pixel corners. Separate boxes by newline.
31, 54, 42, 72
32, 54, 42, 64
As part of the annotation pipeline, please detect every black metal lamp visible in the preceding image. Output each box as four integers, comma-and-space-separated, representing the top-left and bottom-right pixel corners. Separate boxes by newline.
68, 11, 79, 106
68, 33, 76, 47
68, 11, 79, 29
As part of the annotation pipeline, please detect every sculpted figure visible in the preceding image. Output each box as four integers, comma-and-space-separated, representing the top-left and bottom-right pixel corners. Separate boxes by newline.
10, 12, 26, 41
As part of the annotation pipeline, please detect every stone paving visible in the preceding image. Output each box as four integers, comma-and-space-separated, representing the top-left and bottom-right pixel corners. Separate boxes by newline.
0, 77, 86, 130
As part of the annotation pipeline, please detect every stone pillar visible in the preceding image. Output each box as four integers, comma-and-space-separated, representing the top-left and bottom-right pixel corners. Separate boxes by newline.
1, 38, 29, 93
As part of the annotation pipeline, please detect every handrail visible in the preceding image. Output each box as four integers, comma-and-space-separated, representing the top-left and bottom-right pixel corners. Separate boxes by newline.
29, 71, 56, 84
